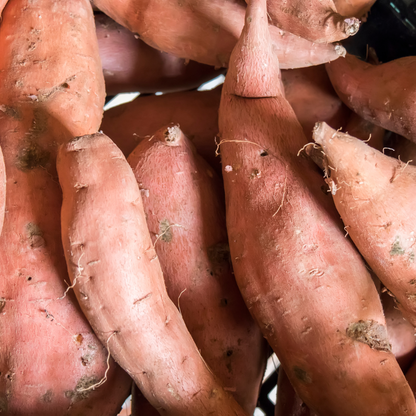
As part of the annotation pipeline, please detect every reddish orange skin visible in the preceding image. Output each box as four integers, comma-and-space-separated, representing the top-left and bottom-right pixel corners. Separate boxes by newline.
333, 0, 376, 18
100, 87, 222, 173
92, 0, 344, 69
96, 14, 224, 96
326, 54, 416, 143
0, 0, 131, 415
219, 0, 415, 414
314, 122, 416, 329
265, 0, 360, 43
0, 147, 6, 236
406, 359, 416, 399
282, 65, 350, 141
58, 133, 249, 416
128, 125, 267, 415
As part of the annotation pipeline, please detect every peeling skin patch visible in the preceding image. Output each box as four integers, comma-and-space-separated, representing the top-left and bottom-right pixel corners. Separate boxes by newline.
41, 390, 53, 403
65, 375, 98, 402
390, 236, 405, 256
346, 320, 391, 352
293, 366, 312, 384
159, 219, 173, 242
167, 383, 181, 401
26, 222, 45, 248
16, 142, 50, 171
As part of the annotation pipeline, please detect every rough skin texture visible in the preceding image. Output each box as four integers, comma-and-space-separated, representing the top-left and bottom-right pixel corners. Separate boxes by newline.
219, 0, 416, 414
58, 132, 249, 416
92, 0, 345, 69
0, 0, 131, 415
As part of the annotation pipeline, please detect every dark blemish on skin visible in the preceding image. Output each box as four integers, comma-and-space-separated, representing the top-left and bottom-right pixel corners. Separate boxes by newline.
220, 298, 228, 307
0, 105, 21, 120
226, 350, 233, 357
293, 366, 312, 384
260, 150, 268, 157
159, 219, 173, 243
41, 390, 53, 403
64, 375, 98, 402
0, 299, 5, 313
0, 396, 8, 413
26, 222, 45, 248
16, 142, 50, 171
390, 236, 405, 256
346, 320, 391, 352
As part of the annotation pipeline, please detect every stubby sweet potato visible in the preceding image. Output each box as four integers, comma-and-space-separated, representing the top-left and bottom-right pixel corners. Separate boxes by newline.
92, 0, 345, 69
282, 65, 350, 141
100, 87, 222, 173
313, 122, 416, 329
128, 124, 267, 415
265, 0, 360, 43
0, 0, 131, 415
96, 14, 224, 96
326, 53, 416, 143
218, 0, 415, 414
58, 132, 249, 416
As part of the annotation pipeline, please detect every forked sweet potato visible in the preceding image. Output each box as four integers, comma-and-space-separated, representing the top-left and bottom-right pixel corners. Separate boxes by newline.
96, 14, 224, 96
326, 54, 416, 143
313, 122, 416, 328
265, 0, 360, 43
218, 0, 415, 414
100, 87, 222, 173
0, 0, 131, 414
128, 125, 267, 415
58, 132, 249, 416
92, 0, 345, 69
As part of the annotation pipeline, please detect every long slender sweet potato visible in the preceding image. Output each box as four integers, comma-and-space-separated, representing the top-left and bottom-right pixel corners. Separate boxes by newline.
265, 0, 360, 43
58, 132, 249, 416
92, 0, 345, 69
313, 122, 416, 328
96, 14, 224, 96
0, 0, 131, 415
326, 54, 416, 143
218, 0, 415, 414
100, 87, 222, 173
128, 125, 267, 415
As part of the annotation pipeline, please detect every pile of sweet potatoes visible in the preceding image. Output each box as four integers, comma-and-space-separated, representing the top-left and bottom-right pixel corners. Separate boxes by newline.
1, 0, 416, 415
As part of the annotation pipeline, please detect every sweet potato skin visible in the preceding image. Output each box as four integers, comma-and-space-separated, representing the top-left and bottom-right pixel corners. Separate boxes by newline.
58, 132, 249, 416
219, 0, 415, 414
100, 87, 222, 173
96, 14, 224, 96
0, 0, 130, 414
333, 0, 376, 18
326, 54, 416, 143
92, 0, 345, 69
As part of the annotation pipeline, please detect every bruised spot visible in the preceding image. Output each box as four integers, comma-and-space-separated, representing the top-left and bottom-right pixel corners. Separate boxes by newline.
16, 142, 50, 171
346, 320, 391, 352
159, 219, 173, 242
293, 366, 312, 384
226, 349, 233, 357
41, 390, 53, 403
26, 223, 45, 248
65, 375, 98, 402
390, 236, 405, 256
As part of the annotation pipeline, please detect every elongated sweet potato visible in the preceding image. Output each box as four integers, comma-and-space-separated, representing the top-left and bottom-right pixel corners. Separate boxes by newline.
218, 0, 415, 414
100, 87, 222, 173
281, 65, 350, 141
96, 14, 224, 96
92, 0, 345, 69
58, 132, 249, 416
265, 0, 360, 43
313, 122, 416, 328
0, 0, 131, 415
128, 124, 267, 415
326, 54, 416, 143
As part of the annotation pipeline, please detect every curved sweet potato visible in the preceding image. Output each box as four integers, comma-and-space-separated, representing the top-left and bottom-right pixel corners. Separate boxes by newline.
0, 0, 131, 415
313, 122, 416, 328
92, 0, 345, 69
58, 132, 249, 416
218, 0, 415, 414
333, 0, 375, 18
96, 14, 224, 96
265, 0, 360, 43
326, 54, 416, 143
281, 65, 350, 141
128, 125, 267, 415
100, 87, 222, 173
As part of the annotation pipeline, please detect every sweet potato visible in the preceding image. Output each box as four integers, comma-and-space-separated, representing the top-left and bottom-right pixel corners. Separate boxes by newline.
96, 14, 224, 96
218, 0, 415, 414
313, 122, 416, 328
128, 124, 267, 415
281, 65, 350, 141
92, 0, 345, 69
326, 54, 416, 143
265, 0, 360, 43
100, 87, 222, 173
333, 0, 376, 18
0, 0, 131, 414
57, 132, 249, 416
